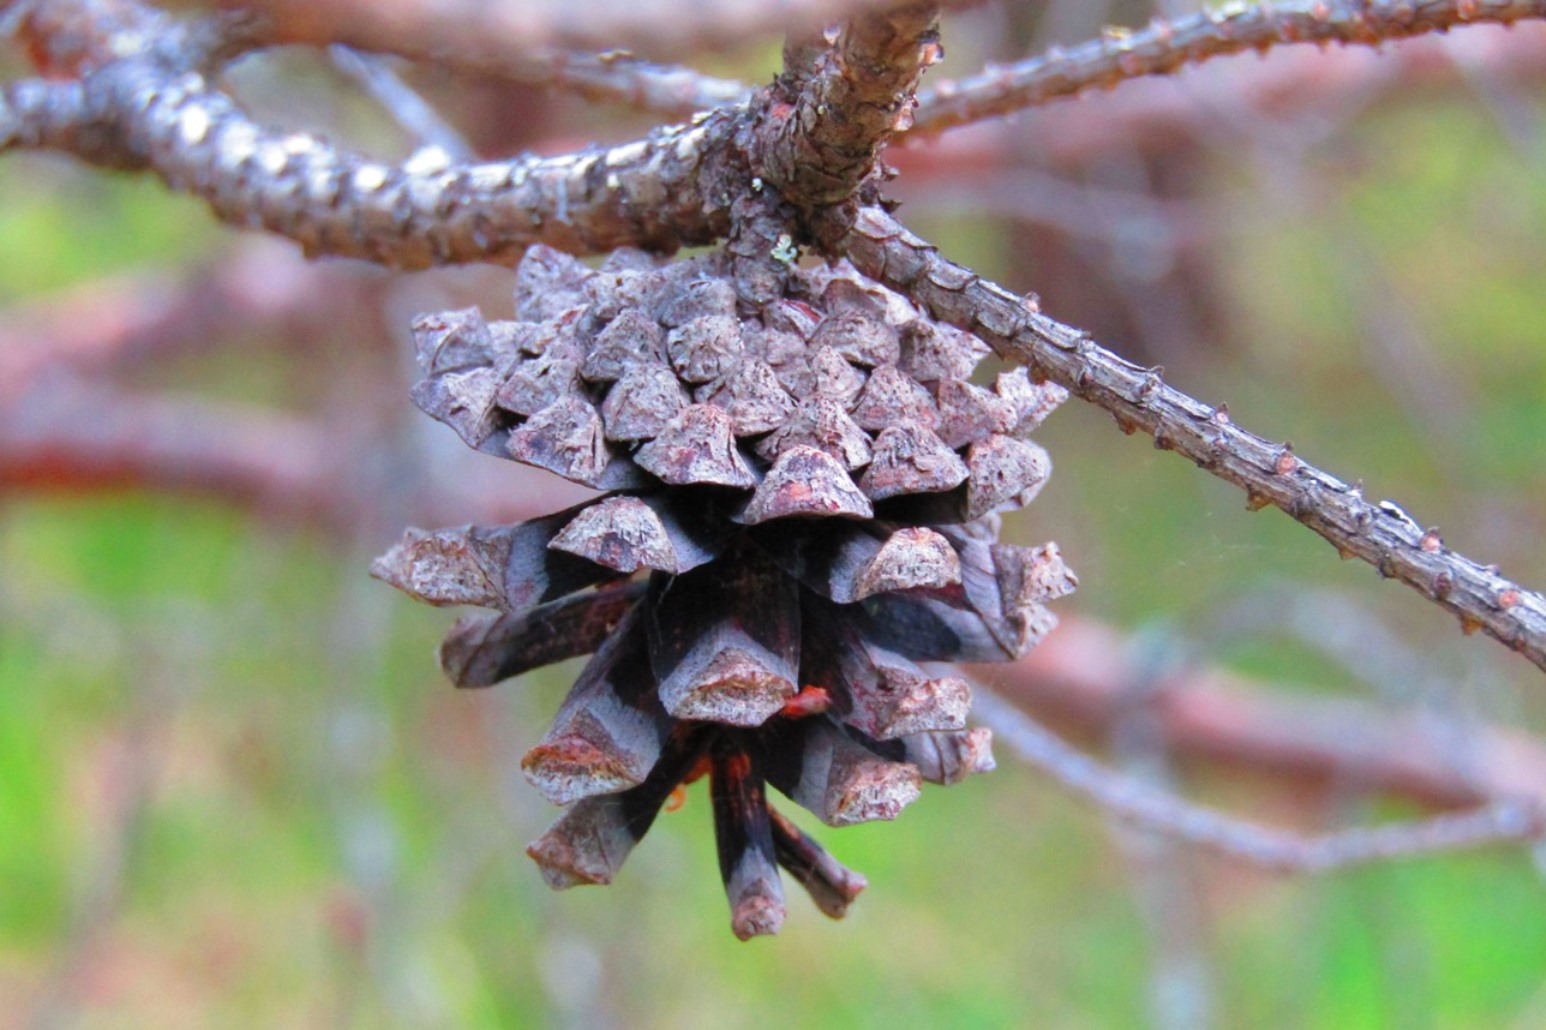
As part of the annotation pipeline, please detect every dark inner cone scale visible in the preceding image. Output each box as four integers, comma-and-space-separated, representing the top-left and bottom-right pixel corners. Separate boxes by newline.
373, 245, 1076, 939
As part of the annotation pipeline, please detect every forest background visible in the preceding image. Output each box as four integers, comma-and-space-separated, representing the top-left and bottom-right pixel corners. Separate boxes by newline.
4, 0, 1546, 1025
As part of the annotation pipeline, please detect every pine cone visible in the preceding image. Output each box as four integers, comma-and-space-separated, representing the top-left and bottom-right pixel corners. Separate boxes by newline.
373, 245, 1076, 939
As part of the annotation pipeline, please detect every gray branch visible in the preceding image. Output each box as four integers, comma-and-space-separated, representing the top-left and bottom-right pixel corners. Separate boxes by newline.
825, 204, 1546, 677
754, 1, 941, 207
1, 78, 130, 166
4, 0, 739, 265
912, 0, 1546, 135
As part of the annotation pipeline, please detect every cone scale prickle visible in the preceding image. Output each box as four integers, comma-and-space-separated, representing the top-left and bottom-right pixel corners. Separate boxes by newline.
373, 245, 1075, 939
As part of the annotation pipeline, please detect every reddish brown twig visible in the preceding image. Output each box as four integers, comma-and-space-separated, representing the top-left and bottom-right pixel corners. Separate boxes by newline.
825, 204, 1546, 676
974, 690, 1544, 873
216, 0, 908, 64
980, 617, 1546, 813
911, 0, 1546, 135
0, 375, 569, 529
0, 241, 386, 399
0, 378, 343, 521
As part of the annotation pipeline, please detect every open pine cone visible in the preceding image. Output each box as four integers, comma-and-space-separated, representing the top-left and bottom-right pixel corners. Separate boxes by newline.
373, 245, 1076, 939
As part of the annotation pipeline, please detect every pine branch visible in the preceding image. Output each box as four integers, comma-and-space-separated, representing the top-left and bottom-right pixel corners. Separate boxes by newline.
973, 691, 1545, 873
5, 0, 739, 265
0, 374, 565, 528
825, 204, 1546, 676
15, 0, 1546, 676
755, 1, 942, 207
911, 0, 1546, 134
898, 26, 1546, 170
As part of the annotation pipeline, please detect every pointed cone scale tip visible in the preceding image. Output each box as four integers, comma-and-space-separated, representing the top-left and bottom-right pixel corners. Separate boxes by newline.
935, 378, 1014, 449
495, 353, 582, 417
634, 404, 758, 488
811, 310, 900, 367
755, 395, 872, 470
1009, 541, 1079, 603
899, 319, 988, 383
853, 527, 962, 600
995, 367, 1069, 435
909, 727, 996, 785
731, 888, 787, 941
663, 649, 796, 727
859, 423, 969, 501
795, 865, 867, 921
873, 676, 972, 739
849, 364, 938, 433
369, 526, 505, 608
667, 314, 744, 382
696, 358, 796, 436
827, 762, 922, 826
818, 872, 868, 919
741, 446, 873, 524
581, 308, 666, 382
549, 496, 677, 574
808, 346, 866, 406
506, 396, 615, 487
526, 829, 614, 890
411, 307, 492, 374
965, 435, 1051, 518
514, 246, 590, 320
410, 367, 504, 450
601, 362, 688, 441
783, 722, 926, 827
521, 734, 646, 806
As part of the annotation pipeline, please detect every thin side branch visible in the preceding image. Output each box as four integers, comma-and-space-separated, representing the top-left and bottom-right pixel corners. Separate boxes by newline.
217, 0, 908, 65
911, 0, 1546, 134
328, 47, 472, 160
898, 26, 1546, 169
825, 205, 1546, 675
328, 32, 751, 117
973, 691, 1546, 873
526, 52, 750, 116
312, 25, 747, 117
